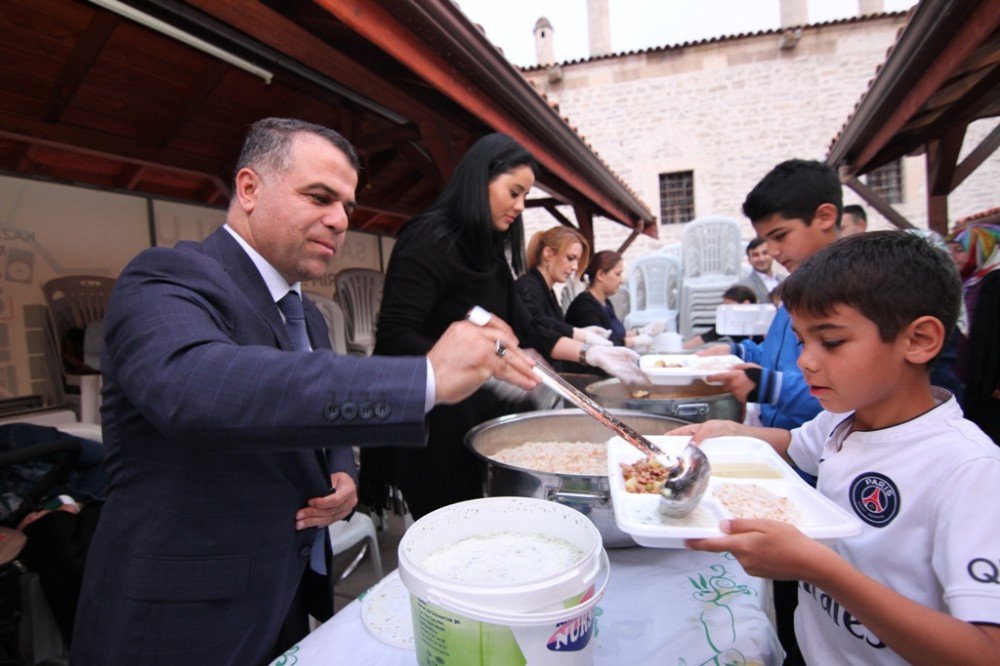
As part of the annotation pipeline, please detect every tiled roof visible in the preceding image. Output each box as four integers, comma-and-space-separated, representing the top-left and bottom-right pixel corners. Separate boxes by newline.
519, 12, 908, 72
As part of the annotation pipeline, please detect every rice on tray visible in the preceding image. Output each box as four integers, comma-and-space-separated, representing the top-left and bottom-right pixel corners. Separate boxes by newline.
486, 441, 607, 475
713, 482, 802, 523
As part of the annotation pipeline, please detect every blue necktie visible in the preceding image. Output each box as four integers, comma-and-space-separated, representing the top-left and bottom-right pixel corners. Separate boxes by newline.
278, 292, 327, 574
277, 291, 311, 351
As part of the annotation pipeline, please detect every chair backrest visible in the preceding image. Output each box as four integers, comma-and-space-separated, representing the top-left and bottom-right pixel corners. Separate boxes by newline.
627, 254, 681, 314
333, 269, 384, 345
303, 291, 349, 355
559, 279, 583, 314
681, 215, 743, 279
42, 275, 116, 374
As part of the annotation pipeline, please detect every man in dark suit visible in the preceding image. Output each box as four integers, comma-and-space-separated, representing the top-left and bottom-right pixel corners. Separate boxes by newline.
737, 237, 783, 303
71, 118, 537, 665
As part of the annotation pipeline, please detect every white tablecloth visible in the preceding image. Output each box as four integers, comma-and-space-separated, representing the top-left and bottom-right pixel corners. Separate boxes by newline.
273, 547, 783, 665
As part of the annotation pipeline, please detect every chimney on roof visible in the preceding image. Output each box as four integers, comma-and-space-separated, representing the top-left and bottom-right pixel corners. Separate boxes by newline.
857, 0, 884, 15
587, 0, 611, 57
534, 17, 554, 65
780, 0, 808, 28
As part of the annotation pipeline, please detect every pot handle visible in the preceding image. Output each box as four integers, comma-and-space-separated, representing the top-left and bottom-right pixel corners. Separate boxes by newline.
675, 402, 709, 420
547, 489, 611, 507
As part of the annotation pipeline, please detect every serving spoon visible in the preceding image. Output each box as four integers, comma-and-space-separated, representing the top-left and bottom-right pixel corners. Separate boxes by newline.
467, 306, 711, 517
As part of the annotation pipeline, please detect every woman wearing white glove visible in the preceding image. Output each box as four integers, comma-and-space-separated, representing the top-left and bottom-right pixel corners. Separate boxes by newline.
566, 251, 663, 352
514, 226, 601, 368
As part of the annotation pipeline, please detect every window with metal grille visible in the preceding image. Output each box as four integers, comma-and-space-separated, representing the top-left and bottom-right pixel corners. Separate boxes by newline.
659, 171, 694, 225
865, 158, 903, 204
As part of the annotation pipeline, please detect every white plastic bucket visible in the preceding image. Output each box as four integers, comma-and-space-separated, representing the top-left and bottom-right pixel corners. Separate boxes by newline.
398, 497, 609, 665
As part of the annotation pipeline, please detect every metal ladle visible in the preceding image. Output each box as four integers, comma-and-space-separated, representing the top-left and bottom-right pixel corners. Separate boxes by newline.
466, 307, 710, 517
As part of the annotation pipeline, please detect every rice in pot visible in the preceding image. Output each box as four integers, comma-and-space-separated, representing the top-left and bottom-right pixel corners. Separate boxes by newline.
486, 441, 607, 476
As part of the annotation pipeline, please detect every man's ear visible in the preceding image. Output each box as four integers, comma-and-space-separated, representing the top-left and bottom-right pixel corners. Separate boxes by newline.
812, 203, 840, 233
234, 168, 260, 214
903, 315, 945, 365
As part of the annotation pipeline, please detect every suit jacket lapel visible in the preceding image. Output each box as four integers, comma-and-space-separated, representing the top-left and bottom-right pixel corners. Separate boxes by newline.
202, 228, 298, 351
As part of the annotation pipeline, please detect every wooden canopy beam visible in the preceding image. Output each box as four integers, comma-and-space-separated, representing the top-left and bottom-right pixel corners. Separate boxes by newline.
851, 1, 1000, 173
317, 0, 650, 232
184, 0, 446, 126
151, 60, 230, 150
573, 204, 595, 252
843, 177, 918, 232
951, 122, 1000, 190
44, 11, 120, 123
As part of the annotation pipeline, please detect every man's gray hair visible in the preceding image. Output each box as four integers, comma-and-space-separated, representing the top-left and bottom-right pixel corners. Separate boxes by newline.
233, 118, 360, 188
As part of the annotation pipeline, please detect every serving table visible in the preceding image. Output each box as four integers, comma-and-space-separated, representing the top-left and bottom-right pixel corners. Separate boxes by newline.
273, 547, 783, 665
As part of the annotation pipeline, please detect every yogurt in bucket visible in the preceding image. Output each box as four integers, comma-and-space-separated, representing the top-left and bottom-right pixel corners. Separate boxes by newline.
398, 497, 608, 665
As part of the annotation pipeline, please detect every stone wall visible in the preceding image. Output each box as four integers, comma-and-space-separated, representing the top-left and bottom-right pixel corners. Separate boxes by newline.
521, 15, 1000, 261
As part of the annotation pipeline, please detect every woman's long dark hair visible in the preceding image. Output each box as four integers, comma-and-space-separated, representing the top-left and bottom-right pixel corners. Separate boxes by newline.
407, 133, 538, 275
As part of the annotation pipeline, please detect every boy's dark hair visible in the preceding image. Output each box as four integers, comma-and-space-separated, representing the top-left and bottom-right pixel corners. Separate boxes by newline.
782, 231, 961, 352
722, 285, 757, 303
746, 237, 767, 255
742, 159, 842, 227
843, 204, 867, 222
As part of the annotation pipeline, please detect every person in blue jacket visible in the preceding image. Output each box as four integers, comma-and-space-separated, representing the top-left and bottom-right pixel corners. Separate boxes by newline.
703, 159, 843, 431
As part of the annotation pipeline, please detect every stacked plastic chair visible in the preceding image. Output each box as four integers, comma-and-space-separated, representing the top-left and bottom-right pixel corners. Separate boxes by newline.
333, 269, 384, 356
303, 291, 349, 355
679, 216, 743, 338
622, 253, 681, 332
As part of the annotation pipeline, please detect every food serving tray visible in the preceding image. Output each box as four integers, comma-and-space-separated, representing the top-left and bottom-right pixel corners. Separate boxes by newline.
715, 304, 777, 336
640, 354, 743, 385
608, 435, 862, 548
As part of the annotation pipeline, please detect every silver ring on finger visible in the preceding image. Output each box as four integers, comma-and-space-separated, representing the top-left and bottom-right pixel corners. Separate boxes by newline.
495, 339, 507, 358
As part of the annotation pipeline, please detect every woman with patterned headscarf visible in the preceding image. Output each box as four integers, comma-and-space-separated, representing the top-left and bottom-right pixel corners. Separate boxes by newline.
946, 224, 1000, 444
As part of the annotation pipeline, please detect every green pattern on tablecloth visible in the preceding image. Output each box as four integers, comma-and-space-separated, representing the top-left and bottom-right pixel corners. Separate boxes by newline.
683, 560, 758, 666
273, 644, 299, 665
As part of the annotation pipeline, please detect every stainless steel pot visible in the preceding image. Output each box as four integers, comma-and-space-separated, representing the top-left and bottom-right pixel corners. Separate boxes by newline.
465, 409, 687, 548
585, 378, 741, 423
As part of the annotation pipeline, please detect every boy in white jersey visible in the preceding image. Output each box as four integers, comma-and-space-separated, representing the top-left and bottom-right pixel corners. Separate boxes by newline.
675, 231, 1000, 664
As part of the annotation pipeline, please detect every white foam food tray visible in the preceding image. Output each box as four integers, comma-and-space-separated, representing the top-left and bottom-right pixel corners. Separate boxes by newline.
608, 435, 862, 548
639, 354, 743, 385
715, 303, 776, 336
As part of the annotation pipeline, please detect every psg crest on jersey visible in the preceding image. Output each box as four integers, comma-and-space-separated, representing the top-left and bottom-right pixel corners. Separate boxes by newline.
849, 472, 900, 527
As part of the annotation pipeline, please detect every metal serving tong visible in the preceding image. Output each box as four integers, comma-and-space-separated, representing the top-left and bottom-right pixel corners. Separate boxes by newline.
466, 306, 710, 517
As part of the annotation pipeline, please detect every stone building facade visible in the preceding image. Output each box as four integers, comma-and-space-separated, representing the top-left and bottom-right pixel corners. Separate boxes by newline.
519, 12, 1000, 260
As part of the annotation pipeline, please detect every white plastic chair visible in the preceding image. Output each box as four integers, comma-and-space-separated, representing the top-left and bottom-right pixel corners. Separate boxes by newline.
329, 512, 383, 582
559, 279, 584, 315
622, 254, 681, 331
681, 215, 743, 282
303, 291, 349, 355
42, 276, 115, 424
334, 269, 384, 356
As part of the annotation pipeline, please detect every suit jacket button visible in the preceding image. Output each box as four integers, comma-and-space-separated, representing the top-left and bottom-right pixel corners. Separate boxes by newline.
374, 402, 391, 419
299, 545, 311, 559
359, 402, 374, 420
341, 402, 357, 420
325, 404, 339, 420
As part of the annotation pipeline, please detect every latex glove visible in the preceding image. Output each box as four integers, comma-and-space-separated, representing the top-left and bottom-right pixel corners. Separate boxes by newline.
581, 325, 612, 339
573, 327, 612, 346
583, 330, 614, 346
639, 321, 665, 336
585, 345, 648, 386
630, 333, 653, 352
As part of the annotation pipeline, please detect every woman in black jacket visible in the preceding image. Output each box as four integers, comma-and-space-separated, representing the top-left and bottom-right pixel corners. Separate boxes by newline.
359, 133, 641, 519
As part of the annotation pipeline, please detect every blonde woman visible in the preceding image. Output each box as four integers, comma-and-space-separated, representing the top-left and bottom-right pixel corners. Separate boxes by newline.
514, 227, 615, 369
